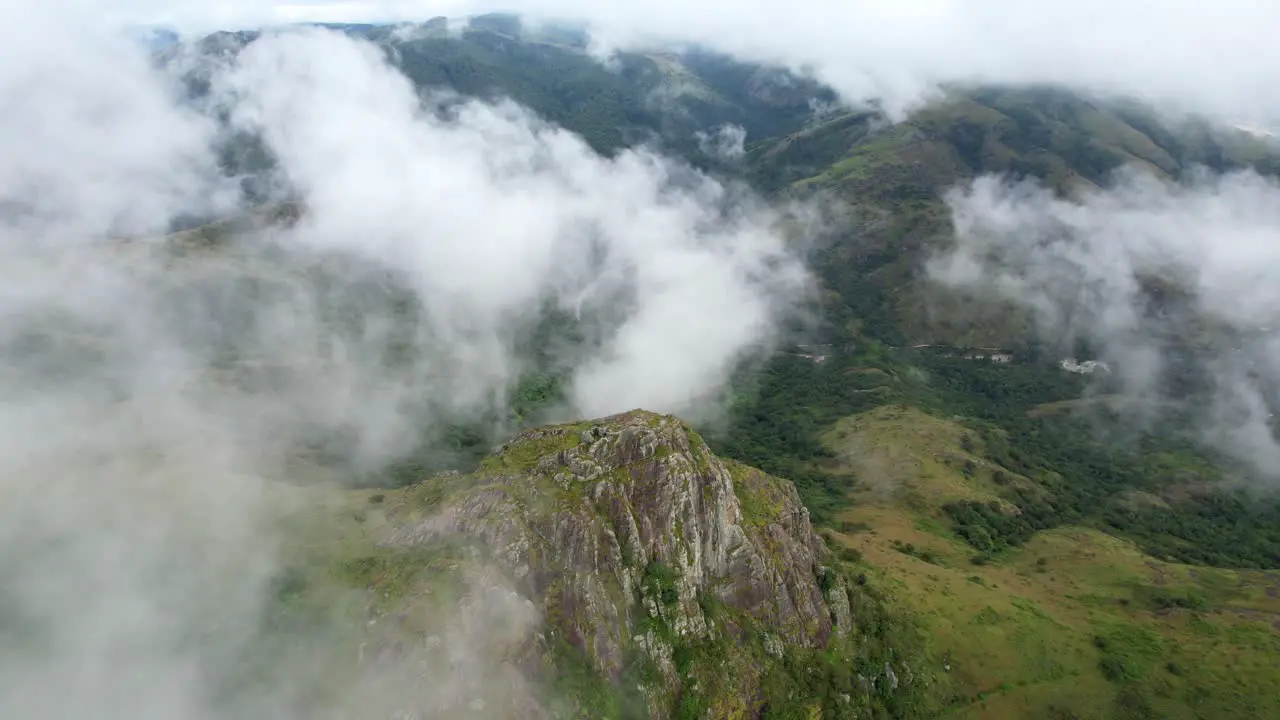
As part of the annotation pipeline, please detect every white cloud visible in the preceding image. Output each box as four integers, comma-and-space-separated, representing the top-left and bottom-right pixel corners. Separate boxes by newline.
218, 27, 808, 421
931, 168, 1280, 479
8, 0, 1280, 714
105, 1, 1280, 124
696, 124, 748, 163
0, 8, 230, 240
0, 7, 814, 715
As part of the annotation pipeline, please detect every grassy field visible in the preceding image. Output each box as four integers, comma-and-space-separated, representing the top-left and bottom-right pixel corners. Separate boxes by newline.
822, 405, 1280, 720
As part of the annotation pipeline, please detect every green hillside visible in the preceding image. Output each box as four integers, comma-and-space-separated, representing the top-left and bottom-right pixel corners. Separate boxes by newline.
703, 331, 1280, 718
822, 405, 1280, 720
179, 15, 832, 177
745, 86, 1280, 346
147, 22, 1280, 718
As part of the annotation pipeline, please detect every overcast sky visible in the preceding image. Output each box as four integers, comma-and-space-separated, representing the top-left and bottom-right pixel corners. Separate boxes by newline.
98, 0, 1280, 124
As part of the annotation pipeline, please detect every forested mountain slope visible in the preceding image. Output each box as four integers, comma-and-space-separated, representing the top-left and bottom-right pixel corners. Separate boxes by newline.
169, 18, 1280, 353
141, 18, 1280, 719
746, 86, 1280, 347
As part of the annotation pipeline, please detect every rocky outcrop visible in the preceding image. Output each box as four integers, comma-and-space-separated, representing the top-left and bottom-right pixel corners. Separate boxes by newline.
382, 409, 854, 715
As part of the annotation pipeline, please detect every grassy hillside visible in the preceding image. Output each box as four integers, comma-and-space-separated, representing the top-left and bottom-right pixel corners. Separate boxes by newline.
715, 345, 1280, 565
820, 405, 1280, 720
156, 24, 1280, 717
746, 87, 1280, 347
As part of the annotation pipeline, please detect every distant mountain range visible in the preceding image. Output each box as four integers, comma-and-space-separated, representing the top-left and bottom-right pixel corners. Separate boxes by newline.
161, 16, 1280, 354
105, 17, 1280, 720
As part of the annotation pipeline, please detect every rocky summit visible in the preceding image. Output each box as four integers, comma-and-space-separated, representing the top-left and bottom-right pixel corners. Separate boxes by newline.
351, 410, 915, 718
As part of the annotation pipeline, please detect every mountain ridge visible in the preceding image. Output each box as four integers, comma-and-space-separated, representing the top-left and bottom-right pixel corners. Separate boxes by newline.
282, 409, 929, 718
124, 21, 1280, 718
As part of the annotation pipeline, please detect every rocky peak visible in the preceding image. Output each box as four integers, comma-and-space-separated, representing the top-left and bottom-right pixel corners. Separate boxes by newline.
382, 409, 856, 715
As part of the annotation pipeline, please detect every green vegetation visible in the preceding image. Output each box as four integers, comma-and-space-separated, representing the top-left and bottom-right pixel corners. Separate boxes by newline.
169, 25, 1280, 717
1093, 621, 1163, 683
727, 461, 785, 528
480, 427, 585, 474
545, 634, 649, 720
628, 562, 937, 719
705, 328, 1280, 719
715, 344, 1280, 571
814, 405, 1280, 719
747, 86, 1280, 350
708, 351, 897, 522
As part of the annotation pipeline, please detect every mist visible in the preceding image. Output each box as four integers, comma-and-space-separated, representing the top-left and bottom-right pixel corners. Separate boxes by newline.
0, 7, 812, 719
218, 27, 809, 420
930, 167, 1280, 482
695, 124, 748, 163
112, 1, 1280, 126
13, 1, 1279, 715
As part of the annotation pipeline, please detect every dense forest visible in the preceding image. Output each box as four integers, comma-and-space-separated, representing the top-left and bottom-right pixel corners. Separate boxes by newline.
708, 344, 1280, 570
187, 16, 1280, 574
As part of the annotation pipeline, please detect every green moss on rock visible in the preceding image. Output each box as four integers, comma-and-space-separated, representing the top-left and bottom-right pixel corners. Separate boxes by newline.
484, 425, 587, 474
726, 460, 788, 528
351, 409, 928, 717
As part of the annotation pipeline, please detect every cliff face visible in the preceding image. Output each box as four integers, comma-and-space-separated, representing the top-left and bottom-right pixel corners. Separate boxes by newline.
376, 410, 866, 717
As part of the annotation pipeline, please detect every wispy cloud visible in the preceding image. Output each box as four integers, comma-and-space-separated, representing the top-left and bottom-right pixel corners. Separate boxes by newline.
108, 1, 1280, 124
931, 168, 1280, 480
217, 27, 810, 421
0, 5, 816, 716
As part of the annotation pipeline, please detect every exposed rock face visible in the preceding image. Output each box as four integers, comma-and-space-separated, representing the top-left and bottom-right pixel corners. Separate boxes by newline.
383, 410, 852, 714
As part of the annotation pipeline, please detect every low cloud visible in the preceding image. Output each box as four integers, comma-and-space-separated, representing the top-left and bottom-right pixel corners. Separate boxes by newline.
931, 168, 1280, 480
107, 1, 1280, 125
218, 27, 809, 421
0, 7, 812, 717
696, 124, 747, 163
